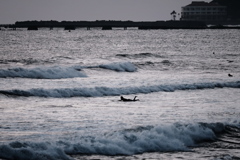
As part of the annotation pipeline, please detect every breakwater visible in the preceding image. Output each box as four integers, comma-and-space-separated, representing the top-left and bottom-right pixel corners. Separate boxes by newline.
1, 20, 240, 30
2, 20, 207, 30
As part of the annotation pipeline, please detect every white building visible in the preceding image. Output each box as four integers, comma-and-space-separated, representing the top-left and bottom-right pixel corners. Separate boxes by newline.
181, 1, 227, 22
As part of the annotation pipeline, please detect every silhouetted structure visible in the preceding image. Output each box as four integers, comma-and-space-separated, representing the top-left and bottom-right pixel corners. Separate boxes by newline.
102, 26, 112, 30
11, 20, 207, 30
181, 0, 240, 25
64, 26, 76, 30
171, 11, 177, 21
181, 1, 227, 23
211, 0, 240, 21
27, 26, 38, 30
1, 19, 240, 30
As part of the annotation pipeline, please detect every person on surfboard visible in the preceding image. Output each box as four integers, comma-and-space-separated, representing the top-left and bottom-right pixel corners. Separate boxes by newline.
120, 96, 139, 102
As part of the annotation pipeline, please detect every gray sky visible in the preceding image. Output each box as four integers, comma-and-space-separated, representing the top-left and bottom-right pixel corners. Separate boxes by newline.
0, 0, 212, 24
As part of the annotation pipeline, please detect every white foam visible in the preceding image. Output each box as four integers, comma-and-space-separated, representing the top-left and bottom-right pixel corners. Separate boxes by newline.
64, 122, 228, 156
0, 122, 225, 159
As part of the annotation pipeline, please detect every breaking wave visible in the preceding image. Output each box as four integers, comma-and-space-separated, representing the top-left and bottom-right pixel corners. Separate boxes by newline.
0, 66, 86, 79
0, 142, 72, 160
0, 58, 53, 65
116, 53, 164, 58
0, 122, 238, 160
64, 122, 228, 155
98, 62, 137, 72
0, 62, 137, 79
0, 81, 239, 98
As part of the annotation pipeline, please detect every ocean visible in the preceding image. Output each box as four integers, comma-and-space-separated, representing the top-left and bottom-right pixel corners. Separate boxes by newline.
0, 28, 239, 160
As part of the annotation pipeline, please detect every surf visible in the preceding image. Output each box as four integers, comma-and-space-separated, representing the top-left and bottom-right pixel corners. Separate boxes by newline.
0, 81, 239, 98
0, 66, 87, 79
0, 122, 238, 160
0, 62, 137, 79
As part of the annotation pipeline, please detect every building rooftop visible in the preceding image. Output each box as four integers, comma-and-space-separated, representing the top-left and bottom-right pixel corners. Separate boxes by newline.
186, 1, 223, 7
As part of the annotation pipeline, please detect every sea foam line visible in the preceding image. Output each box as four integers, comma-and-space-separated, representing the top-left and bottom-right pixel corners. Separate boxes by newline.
0, 81, 239, 98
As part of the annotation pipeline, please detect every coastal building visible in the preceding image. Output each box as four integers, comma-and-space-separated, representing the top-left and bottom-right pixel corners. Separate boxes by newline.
181, 1, 227, 23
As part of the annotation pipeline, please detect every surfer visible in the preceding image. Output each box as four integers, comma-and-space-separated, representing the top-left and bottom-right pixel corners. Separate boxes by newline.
120, 96, 139, 102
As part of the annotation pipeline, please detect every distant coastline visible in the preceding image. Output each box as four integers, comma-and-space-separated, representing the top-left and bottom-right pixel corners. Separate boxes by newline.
1, 20, 240, 30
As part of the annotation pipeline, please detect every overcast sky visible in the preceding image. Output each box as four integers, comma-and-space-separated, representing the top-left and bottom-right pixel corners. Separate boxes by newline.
0, 0, 212, 24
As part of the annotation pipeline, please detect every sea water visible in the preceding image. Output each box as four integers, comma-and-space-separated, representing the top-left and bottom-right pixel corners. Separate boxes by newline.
0, 28, 239, 160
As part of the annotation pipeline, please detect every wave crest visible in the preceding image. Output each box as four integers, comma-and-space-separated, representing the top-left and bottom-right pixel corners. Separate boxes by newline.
0, 62, 137, 79
0, 122, 233, 159
0, 142, 72, 160
99, 62, 137, 72
0, 66, 86, 79
116, 53, 164, 59
66, 122, 224, 155
0, 81, 239, 98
